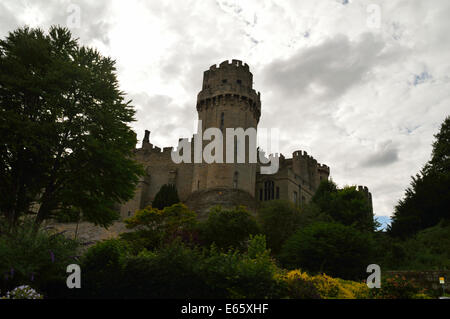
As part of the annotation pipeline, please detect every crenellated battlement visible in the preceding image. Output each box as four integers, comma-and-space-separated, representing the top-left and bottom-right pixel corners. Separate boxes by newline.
292, 150, 316, 162
208, 59, 250, 72
202, 60, 255, 93
357, 185, 370, 194
198, 59, 261, 123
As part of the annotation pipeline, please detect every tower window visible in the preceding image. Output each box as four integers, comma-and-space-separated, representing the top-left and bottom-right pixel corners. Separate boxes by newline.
222, 79, 227, 84
220, 112, 224, 131
259, 189, 263, 201
294, 191, 298, 205
233, 171, 238, 189
237, 79, 242, 85
276, 187, 280, 199
264, 180, 275, 201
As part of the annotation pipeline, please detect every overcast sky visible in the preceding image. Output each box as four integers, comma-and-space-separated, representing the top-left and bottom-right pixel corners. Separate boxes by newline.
1, 0, 449, 219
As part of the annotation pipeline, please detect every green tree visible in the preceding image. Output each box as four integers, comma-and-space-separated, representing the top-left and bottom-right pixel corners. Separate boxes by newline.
123, 203, 197, 250
390, 116, 450, 237
312, 180, 375, 232
257, 200, 302, 254
0, 26, 143, 230
200, 206, 260, 250
280, 222, 374, 280
152, 184, 180, 210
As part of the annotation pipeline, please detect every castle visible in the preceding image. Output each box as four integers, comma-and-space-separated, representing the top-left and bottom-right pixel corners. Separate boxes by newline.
118, 60, 372, 218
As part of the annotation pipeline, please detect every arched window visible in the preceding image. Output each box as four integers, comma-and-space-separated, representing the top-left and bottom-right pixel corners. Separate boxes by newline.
233, 171, 238, 189
220, 112, 224, 131
264, 180, 275, 201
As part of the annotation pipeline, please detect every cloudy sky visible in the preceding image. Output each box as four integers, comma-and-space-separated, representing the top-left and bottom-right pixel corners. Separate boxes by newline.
1, 0, 449, 221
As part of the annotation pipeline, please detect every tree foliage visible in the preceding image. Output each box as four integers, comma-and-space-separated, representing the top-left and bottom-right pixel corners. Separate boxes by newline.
280, 222, 374, 280
257, 200, 302, 254
312, 180, 375, 232
0, 220, 79, 295
200, 206, 260, 250
390, 116, 450, 237
151, 184, 180, 210
0, 26, 143, 229
123, 203, 198, 250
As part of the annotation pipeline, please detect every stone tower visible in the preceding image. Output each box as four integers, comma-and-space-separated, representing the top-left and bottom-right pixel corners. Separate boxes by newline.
191, 59, 261, 198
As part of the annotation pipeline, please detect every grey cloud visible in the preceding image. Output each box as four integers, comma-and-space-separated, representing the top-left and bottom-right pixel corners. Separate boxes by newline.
361, 143, 399, 167
261, 33, 387, 101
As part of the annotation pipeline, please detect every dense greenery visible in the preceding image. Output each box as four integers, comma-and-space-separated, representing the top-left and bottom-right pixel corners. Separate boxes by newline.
121, 203, 198, 252
280, 222, 374, 280
257, 200, 302, 254
0, 26, 143, 229
311, 180, 375, 232
199, 205, 260, 250
151, 184, 180, 210
0, 220, 79, 296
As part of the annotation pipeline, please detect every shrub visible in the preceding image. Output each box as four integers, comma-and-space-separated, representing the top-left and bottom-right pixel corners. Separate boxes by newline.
282, 270, 321, 299
280, 222, 374, 280
121, 241, 210, 298
79, 239, 130, 298
369, 274, 430, 299
199, 206, 260, 250
257, 200, 302, 254
0, 221, 79, 297
202, 235, 283, 299
281, 270, 369, 299
123, 203, 198, 250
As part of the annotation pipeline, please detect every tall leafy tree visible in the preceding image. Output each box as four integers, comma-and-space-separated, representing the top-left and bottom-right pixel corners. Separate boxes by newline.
311, 180, 375, 232
390, 116, 450, 237
257, 200, 302, 254
0, 26, 143, 229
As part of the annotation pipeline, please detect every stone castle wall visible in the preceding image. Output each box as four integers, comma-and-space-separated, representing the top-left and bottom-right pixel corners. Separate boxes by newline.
117, 60, 370, 220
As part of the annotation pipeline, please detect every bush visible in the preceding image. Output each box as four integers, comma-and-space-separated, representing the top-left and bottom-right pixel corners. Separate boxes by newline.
369, 274, 430, 299
77, 236, 283, 299
201, 235, 283, 298
280, 222, 374, 280
257, 200, 302, 254
281, 270, 321, 299
123, 203, 198, 251
0, 221, 79, 297
121, 241, 210, 298
199, 206, 260, 250
79, 239, 130, 298
281, 270, 369, 299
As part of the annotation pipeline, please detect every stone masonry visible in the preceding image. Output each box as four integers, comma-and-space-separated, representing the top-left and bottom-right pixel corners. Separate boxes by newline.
118, 60, 373, 219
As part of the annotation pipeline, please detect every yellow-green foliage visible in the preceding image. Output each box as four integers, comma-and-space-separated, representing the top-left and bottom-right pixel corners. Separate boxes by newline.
283, 270, 370, 299
124, 203, 197, 235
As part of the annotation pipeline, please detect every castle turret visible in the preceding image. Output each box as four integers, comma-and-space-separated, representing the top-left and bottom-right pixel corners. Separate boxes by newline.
192, 60, 260, 196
